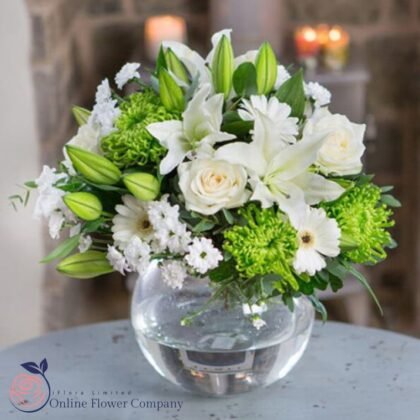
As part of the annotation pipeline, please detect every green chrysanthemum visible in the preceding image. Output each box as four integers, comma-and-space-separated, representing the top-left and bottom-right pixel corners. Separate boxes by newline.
223, 204, 298, 291
101, 89, 179, 168
321, 184, 394, 264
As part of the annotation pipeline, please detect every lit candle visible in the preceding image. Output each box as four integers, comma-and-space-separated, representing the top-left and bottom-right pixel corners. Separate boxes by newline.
294, 26, 320, 69
144, 15, 187, 61
316, 24, 330, 48
324, 26, 349, 70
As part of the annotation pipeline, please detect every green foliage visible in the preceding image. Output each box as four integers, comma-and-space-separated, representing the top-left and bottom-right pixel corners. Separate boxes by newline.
275, 68, 306, 119
101, 89, 180, 168
40, 235, 81, 263
233, 62, 257, 97
221, 111, 253, 136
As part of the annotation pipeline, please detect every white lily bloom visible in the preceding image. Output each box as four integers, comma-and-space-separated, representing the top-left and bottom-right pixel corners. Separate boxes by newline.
215, 113, 344, 215
292, 207, 341, 276
238, 95, 298, 145
147, 84, 235, 174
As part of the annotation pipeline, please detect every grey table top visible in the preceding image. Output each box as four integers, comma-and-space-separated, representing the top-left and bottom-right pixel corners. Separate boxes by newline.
0, 320, 419, 420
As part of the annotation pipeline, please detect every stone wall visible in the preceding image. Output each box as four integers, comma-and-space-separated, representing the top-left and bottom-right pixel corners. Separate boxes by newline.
25, 0, 419, 333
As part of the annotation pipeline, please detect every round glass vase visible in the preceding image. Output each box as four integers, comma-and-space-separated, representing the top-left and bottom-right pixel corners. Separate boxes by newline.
131, 261, 314, 397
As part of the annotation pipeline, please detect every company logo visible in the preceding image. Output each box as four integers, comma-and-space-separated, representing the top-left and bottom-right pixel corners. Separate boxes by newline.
9, 358, 51, 413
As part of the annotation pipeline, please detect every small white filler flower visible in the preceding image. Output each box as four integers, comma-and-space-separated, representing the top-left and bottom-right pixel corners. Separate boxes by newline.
107, 245, 128, 275
291, 206, 341, 276
161, 261, 188, 289
185, 237, 223, 274
115, 62, 141, 89
305, 82, 331, 108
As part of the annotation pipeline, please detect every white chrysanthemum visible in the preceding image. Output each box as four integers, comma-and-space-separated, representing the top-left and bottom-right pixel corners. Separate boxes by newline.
291, 207, 341, 276
274, 65, 291, 89
148, 195, 192, 253
79, 235, 92, 253
305, 82, 331, 108
115, 62, 141, 89
107, 245, 128, 275
147, 195, 180, 229
69, 223, 82, 236
185, 237, 223, 274
161, 261, 187, 289
238, 95, 298, 145
34, 165, 67, 194
251, 315, 267, 330
124, 236, 151, 274
112, 195, 154, 248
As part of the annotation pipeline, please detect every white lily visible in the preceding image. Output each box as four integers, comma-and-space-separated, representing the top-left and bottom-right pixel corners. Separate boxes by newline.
215, 113, 344, 216
147, 84, 235, 175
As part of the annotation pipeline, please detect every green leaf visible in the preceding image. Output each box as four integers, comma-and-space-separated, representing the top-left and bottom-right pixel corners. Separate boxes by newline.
24, 181, 37, 188
329, 273, 344, 292
308, 295, 328, 322
192, 220, 216, 233
326, 259, 348, 280
208, 260, 237, 282
222, 208, 234, 225
233, 62, 257, 97
381, 194, 401, 208
41, 235, 81, 263
83, 219, 105, 234
275, 68, 306, 119
380, 185, 394, 193
221, 111, 253, 136
347, 264, 383, 315
260, 273, 282, 297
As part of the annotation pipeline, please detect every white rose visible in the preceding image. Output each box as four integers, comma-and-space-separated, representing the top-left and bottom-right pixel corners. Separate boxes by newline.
305, 109, 366, 175
178, 159, 250, 215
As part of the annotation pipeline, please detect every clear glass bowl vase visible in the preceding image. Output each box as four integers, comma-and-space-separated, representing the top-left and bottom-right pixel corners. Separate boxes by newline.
131, 261, 315, 397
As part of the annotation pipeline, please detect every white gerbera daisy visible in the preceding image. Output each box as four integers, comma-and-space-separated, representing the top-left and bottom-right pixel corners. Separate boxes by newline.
238, 95, 298, 145
112, 195, 154, 248
292, 207, 340, 276
161, 261, 187, 289
185, 237, 223, 274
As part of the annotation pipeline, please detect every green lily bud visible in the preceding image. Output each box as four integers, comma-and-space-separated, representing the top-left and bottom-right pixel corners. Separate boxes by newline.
64, 192, 103, 221
211, 35, 234, 99
159, 68, 185, 112
123, 172, 160, 201
66, 145, 121, 185
255, 42, 277, 95
164, 48, 189, 84
72, 106, 91, 126
57, 251, 114, 279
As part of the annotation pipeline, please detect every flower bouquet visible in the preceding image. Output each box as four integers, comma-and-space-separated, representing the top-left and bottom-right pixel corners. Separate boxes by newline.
13, 29, 398, 395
